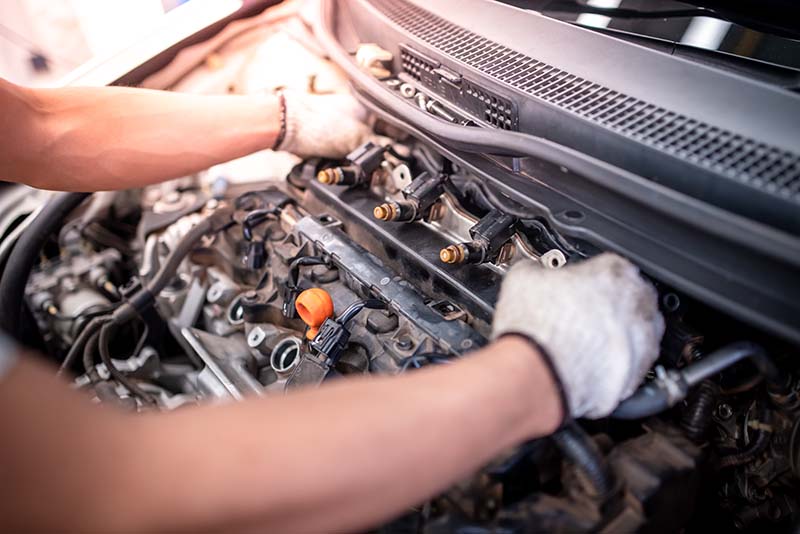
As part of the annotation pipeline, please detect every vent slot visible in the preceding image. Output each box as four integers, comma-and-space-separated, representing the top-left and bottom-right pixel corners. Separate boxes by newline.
371, 0, 800, 202
400, 47, 436, 83
463, 80, 515, 130
400, 45, 517, 131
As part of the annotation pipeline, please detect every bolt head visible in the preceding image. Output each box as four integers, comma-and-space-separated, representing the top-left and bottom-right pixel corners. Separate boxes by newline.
396, 337, 413, 350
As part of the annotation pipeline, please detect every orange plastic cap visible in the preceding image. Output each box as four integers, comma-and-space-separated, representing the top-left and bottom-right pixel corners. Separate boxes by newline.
295, 288, 334, 339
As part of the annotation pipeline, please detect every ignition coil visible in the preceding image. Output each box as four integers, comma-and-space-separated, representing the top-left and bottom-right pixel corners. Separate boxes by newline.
317, 141, 385, 187
440, 210, 516, 265
294, 290, 386, 365
373, 171, 444, 223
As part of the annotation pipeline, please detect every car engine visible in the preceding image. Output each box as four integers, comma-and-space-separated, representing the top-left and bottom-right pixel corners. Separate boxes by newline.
2, 1, 799, 532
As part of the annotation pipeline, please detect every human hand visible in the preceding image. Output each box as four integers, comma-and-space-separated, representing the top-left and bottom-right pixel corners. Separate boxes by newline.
277, 90, 371, 159
491, 253, 665, 419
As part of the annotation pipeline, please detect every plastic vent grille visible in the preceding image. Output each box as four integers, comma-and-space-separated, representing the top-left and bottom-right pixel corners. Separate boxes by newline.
401, 45, 516, 130
463, 80, 515, 130
369, 0, 800, 201
400, 47, 434, 82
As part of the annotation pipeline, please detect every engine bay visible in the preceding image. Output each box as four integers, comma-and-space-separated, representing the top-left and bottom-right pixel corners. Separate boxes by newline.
4, 2, 800, 531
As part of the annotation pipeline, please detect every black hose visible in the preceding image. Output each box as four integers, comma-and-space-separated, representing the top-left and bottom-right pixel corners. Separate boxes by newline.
610, 383, 674, 420
241, 208, 278, 241
682, 341, 780, 387
112, 210, 232, 325
56, 316, 108, 376
552, 423, 615, 498
612, 342, 781, 420
82, 330, 102, 383
337, 299, 386, 326
681, 380, 717, 443
0, 192, 90, 340
98, 322, 154, 405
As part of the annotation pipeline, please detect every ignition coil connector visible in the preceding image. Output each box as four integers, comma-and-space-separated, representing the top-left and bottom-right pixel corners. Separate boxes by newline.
306, 297, 386, 364
243, 236, 267, 270
309, 318, 351, 363
373, 172, 444, 223
440, 210, 516, 265
317, 141, 385, 187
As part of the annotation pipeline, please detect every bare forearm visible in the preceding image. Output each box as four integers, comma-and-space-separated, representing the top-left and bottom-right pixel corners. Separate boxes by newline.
0, 338, 560, 533
135, 337, 561, 533
1, 81, 279, 191
0, 357, 148, 532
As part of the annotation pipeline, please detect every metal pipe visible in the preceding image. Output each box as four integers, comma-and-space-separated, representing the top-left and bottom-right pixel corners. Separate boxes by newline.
612, 341, 779, 420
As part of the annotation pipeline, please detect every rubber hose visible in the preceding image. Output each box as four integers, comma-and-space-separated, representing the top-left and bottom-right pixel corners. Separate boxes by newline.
98, 322, 154, 404
552, 423, 615, 498
682, 341, 780, 387
82, 330, 102, 383
610, 383, 672, 420
0, 192, 90, 340
612, 342, 782, 420
112, 216, 215, 325
57, 316, 108, 375
681, 380, 717, 443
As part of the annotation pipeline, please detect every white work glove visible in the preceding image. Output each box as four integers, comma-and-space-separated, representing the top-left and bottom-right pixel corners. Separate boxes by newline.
492, 253, 665, 420
277, 90, 372, 159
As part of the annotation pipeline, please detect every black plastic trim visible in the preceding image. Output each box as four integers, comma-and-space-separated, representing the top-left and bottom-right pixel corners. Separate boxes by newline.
315, 0, 800, 345
351, 0, 800, 234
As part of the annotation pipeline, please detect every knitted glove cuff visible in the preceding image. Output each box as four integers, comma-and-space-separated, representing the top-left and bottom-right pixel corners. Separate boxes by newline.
276, 90, 303, 154
497, 331, 570, 428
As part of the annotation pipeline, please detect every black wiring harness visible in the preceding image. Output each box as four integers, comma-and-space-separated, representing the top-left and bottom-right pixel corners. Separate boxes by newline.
56, 207, 235, 404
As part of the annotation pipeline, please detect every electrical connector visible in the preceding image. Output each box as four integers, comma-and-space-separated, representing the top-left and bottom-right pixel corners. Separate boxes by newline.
373, 172, 445, 223
309, 318, 351, 364
440, 210, 516, 265
317, 141, 385, 187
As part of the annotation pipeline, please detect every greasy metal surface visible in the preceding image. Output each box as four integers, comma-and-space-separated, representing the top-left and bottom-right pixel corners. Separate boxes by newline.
294, 216, 486, 353
307, 180, 500, 321
180, 327, 262, 400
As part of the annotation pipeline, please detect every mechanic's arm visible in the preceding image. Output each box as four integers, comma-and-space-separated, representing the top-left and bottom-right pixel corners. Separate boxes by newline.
0, 254, 663, 533
0, 337, 558, 533
0, 78, 369, 192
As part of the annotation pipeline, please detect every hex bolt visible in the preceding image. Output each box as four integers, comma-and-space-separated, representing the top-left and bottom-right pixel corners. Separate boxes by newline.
396, 334, 414, 351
